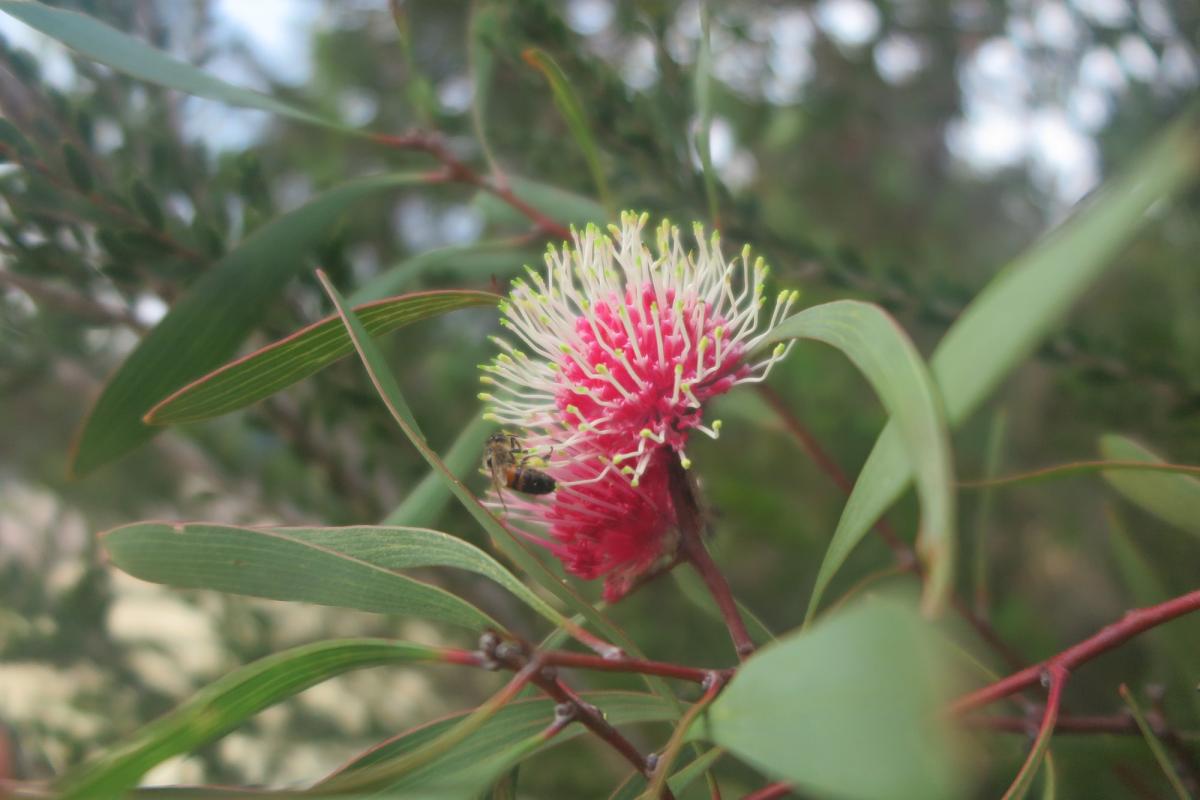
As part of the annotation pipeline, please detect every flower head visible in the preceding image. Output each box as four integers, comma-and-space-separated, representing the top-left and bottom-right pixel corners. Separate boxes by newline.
480, 212, 796, 599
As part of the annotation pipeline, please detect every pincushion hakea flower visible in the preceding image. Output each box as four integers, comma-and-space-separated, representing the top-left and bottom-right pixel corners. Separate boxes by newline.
479, 212, 798, 600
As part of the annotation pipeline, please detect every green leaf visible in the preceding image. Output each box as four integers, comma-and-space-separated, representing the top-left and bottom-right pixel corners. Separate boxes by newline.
1119, 684, 1193, 800
0, 117, 33, 156
326, 692, 676, 794
467, 2, 504, 177
271, 525, 577, 632
61, 142, 92, 193
703, 597, 965, 800
100, 522, 501, 631
382, 415, 493, 528
1099, 434, 1200, 537
801, 108, 1200, 619
756, 300, 955, 617
144, 290, 498, 425
57, 639, 439, 799
69, 173, 423, 475
389, 0, 436, 127
608, 747, 724, 800
692, 4, 720, 225
130, 179, 165, 230
972, 409, 1007, 616
473, 176, 606, 231
522, 48, 613, 215
0, 0, 346, 132
347, 243, 534, 304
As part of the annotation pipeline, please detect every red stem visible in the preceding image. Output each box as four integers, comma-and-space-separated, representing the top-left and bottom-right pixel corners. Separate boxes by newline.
951, 589, 1200, 715
436, 645, 719, 684
741, 782, 792, 800
535, 673, 674, 799
1000, 665, 1066, 800
666, 450, 755, 660
370, 130, 573, 241
966, 711, 1135, 735
540, 650, 722, 684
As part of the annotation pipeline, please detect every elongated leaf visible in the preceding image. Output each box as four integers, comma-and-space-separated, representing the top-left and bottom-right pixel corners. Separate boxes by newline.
1119, 684, 1192, 800
70, 173, 423, 475
609, 748, 724, 800
383, 415, 493, 528
145, 290, 497, 425
326, 692, 676, 793
468, 2, 504, 177
58, 639, 439, 798
101, 522, 501, 631
703, 597, 964, 800
802, 109, 1200, 618
522, 49, 613, 214
272, 525, 572, 631
972, 409, 1007, 616
348, 243, 534, 304
1099, 434, 1200, 537
693, 4, 720, 224
756, 300, 955, 616
963, 459, 1200, 489
473, 176, 606, 231
0, 1, 345, 131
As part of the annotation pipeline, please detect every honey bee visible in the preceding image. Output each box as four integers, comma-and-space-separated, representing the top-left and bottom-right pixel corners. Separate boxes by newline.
483, 432, 556, 509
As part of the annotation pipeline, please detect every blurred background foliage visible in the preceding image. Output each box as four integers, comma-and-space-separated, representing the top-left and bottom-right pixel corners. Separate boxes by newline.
0, 0, 1198, 796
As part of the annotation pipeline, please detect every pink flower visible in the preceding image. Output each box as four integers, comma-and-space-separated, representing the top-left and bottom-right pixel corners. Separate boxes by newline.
480, 213, 796, 599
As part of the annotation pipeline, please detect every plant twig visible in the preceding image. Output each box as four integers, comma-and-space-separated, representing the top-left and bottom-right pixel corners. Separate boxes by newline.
741, 782, 792, 800
1000, 664, 1065, 800
950, 589, 1200, 716
0, 269, 147, 331
369, 129, 573, 241
477, 634, 676, 798
665, 449, 755, 660
642, 673, 727, 799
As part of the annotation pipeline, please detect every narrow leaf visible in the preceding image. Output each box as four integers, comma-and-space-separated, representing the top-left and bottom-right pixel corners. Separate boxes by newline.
274, 525, 577, 632
382, 415, 493, 528
325, 692, 676, 793
609, 748, 724, 800
1099, 434, 1200, 537
130, 179, 165, 230
801, 108, 1200, 618
61, 142, 92, 193
101, 522, 501, 631
145, 290, 497, 425
468, 2, 504, 176
1119, 684, 1192, 800
69, 173, 423, 475
522, 48, 613, 215
756, 300, 956, 617
58, 639, 439, 798
693, 4, 720, 225
0, 1, 346, 131
704, 596, 965, 800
